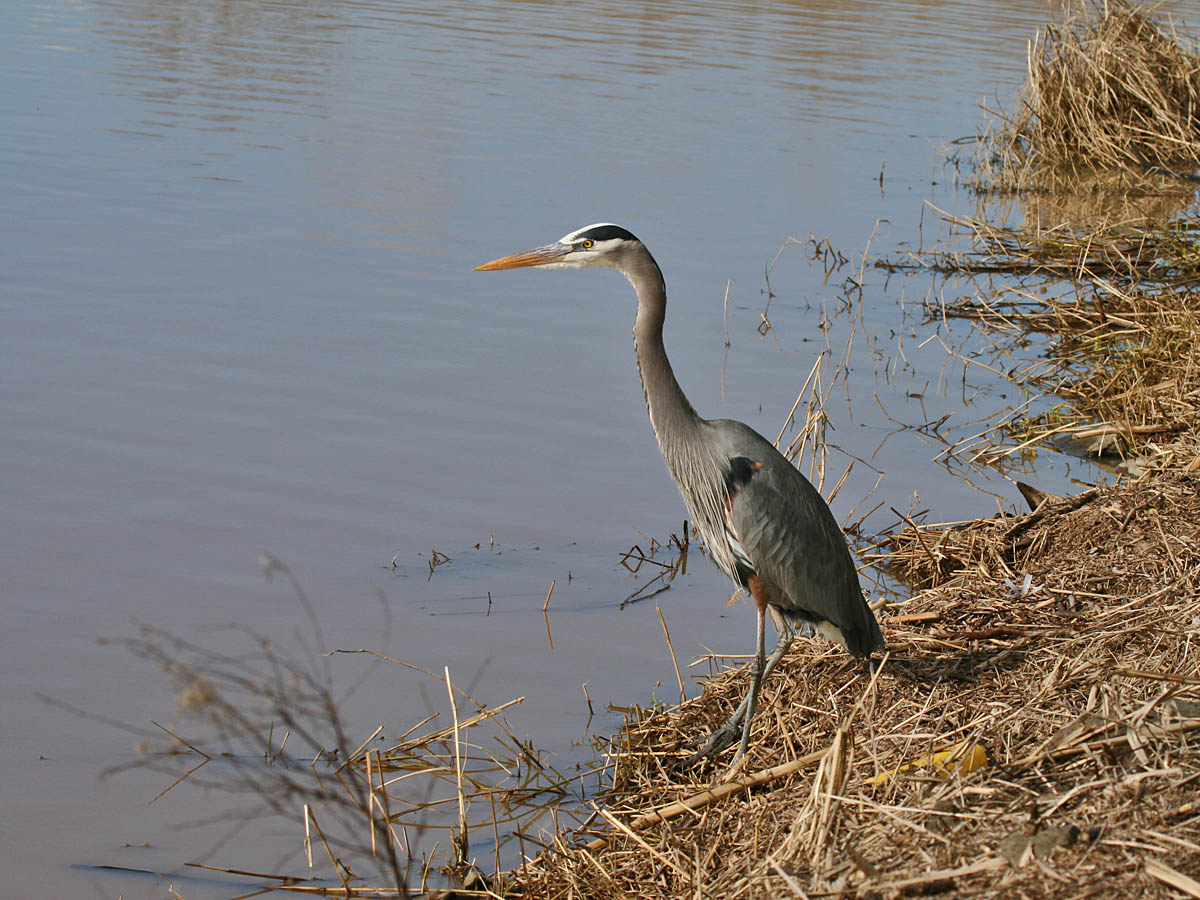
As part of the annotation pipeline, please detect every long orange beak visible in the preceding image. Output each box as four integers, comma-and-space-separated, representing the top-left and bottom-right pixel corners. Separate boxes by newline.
474, 244, 570, 271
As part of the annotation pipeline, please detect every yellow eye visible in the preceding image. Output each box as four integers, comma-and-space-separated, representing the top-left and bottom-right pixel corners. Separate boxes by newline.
582, 239, 594, 248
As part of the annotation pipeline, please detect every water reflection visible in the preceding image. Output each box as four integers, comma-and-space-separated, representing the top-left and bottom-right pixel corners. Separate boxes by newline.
991, 173, 1199, 229
95, 1, 334, 131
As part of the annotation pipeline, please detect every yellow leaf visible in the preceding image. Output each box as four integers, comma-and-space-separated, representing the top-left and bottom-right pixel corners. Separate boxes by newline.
865, 740, 988, 786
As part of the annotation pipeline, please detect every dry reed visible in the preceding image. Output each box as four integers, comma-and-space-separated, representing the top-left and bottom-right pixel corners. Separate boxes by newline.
891, 205, 1200, 469
975, 0, 1200, 194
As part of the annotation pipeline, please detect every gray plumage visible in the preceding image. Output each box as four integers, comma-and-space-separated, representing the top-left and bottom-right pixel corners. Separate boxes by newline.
477, 223, 884, 761
717, 421, 881, 654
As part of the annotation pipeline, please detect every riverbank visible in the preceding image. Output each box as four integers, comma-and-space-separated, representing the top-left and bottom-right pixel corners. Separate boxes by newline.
510, 471, 1200, 898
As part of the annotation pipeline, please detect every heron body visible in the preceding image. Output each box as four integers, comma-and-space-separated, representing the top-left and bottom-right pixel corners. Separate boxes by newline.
477, 223, 884, 760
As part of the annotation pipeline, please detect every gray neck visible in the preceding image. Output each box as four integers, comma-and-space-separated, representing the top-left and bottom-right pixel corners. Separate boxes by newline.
625, 248, 704, 461
623, 243, 733, 580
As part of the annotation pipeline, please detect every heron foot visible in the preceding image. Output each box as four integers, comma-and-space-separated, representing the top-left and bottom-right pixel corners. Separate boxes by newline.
682, 613, 798, 768
683, 694, 753, 765
685, 721, 740, 764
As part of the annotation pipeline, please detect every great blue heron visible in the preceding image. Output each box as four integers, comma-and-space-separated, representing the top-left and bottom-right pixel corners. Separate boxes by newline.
476, 223, 884, 762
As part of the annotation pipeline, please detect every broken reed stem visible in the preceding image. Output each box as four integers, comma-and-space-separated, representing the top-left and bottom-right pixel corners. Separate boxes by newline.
366, 750, 376, 858
186, 861, 318, 885
339, 724, 385, 773
386, 695, 525, 753
303, 802, 314, 869
583, 746, 830, 851
444, 666, 469, 868
370, 745, 405, 884
591, 804, 692, 881
657, 606, 686, 705
776, 354, 825, 448
582, 682, 594, 715
542, 580, 556, 612
305, 804, 353, 896
1145, 858, 1200, 899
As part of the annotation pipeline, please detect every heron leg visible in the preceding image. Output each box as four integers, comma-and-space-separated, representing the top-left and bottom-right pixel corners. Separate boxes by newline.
734, 605, 768, 761
761, 606, 795, 685
686, 608, 795, 764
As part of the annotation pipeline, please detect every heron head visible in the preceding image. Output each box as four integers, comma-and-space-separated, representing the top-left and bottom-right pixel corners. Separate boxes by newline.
475, 223, 642, 272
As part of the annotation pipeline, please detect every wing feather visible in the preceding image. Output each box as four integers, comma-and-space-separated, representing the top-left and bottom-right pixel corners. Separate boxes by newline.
718, 430, 883, 657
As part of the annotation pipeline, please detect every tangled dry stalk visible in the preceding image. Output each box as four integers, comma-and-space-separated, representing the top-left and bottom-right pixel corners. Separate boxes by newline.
902, 207, 1200, 470
105, 558, 598, 898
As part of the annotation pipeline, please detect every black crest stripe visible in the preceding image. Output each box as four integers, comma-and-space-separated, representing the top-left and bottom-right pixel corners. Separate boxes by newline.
577, 224, 638, 243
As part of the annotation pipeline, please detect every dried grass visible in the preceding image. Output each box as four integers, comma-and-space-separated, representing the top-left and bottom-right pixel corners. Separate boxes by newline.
507, 473, 1200, 899
975, 0, 1200, 194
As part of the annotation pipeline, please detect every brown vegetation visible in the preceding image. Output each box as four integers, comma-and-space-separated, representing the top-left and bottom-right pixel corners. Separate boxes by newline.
907, 207, 1200, 470
975, 0, 1200, 193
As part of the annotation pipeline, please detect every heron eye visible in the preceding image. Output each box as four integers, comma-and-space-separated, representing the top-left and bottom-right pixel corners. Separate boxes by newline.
581, 239, 594, 249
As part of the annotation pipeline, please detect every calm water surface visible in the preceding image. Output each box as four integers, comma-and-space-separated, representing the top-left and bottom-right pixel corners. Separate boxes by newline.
6, 0, 1190, 894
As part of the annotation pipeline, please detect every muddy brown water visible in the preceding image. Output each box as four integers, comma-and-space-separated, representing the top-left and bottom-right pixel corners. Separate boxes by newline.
7, 0, 1191, 894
